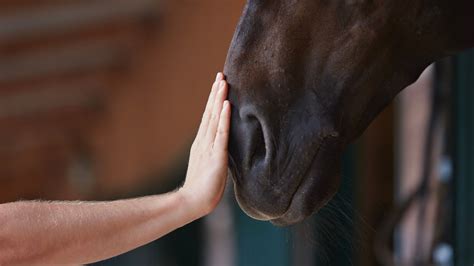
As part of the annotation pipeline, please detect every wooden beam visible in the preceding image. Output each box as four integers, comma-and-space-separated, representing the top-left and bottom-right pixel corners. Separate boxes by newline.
0, 71, 112, 93
0, 22, 144, 56
0, 82, 103, 118
0, 128, 71, 156
0, 40, 130, 83
0, 78, 105, 137
0, 0, 158, 42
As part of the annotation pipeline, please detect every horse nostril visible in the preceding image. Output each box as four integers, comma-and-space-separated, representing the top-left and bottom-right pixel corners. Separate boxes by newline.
242, 113, 268, 170
248, 116, 266, 166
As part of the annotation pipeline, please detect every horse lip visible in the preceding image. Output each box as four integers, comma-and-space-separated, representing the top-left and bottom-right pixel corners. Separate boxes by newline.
229, 155, 277, 221
269, 174, 312, 226
232, 138, 323, 222
269, 138, 326, 225
230, 125, 337, 224
269, 175, 314, 226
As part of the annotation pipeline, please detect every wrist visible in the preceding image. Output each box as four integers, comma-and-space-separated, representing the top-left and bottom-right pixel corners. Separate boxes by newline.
176, 187, 210, 220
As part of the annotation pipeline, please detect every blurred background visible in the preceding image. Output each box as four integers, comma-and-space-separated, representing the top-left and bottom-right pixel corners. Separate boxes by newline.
0, 1, 472, 265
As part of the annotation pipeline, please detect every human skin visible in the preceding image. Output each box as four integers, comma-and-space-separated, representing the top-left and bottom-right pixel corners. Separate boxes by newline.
0, 73, 231, 265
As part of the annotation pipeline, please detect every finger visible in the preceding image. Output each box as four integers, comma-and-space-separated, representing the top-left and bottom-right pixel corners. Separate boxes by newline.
203, 73, 223, 121
206, 80, 228, 139
214, 100, 231, 151
197, 73, 224, 137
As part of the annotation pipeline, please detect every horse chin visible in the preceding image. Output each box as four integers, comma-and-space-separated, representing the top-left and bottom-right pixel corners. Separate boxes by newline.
269, 177, 338, 226
232, 174, 309, 223
232, 169, 340, 226
231, 137, 342, 226
234, 172, 336, 226
233, 188, 275, 221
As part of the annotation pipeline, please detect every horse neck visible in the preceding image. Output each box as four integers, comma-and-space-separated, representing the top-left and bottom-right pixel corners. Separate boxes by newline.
442, 0, 474, 53
414, 0, 474, 57
368, 0, 474, 61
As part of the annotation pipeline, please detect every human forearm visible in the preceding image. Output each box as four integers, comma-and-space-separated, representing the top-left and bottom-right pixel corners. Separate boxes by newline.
0, 73, 231, 265
0, 191, 202, 265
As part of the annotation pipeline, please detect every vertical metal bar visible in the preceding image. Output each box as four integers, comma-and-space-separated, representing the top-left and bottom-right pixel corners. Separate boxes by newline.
453, 49, 474, 266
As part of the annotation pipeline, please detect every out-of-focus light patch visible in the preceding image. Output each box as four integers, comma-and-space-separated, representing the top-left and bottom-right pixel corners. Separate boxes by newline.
67, 156, 96, 194
433, 243, 454, 266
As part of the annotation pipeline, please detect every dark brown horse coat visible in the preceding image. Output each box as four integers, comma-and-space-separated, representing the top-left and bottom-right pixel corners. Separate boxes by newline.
224, 0, 474, 225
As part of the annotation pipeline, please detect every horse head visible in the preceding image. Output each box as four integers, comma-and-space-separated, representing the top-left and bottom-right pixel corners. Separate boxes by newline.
224, 0, 474, 225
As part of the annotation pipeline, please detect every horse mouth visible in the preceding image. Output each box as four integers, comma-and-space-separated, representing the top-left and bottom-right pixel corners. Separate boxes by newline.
232, 161, 320, 226
231, 135, 341, 226
232, 138, 334, 225
270, 178, 313, 225
269, 173, 322, 226
231, 165, 312, 224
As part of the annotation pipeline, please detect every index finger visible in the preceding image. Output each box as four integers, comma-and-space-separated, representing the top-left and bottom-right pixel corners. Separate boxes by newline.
197, 73, 224, 137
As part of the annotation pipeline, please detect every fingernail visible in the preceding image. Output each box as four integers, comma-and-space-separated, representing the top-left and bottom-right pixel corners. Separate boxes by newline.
216, 72, 223, 81
224, 101, 229, 108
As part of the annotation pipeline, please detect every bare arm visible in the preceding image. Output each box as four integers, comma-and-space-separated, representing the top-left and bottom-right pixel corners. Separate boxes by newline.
0, 73, 231, 265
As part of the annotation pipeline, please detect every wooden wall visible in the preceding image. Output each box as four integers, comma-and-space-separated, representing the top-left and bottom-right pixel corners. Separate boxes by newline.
0, 0, 245, 202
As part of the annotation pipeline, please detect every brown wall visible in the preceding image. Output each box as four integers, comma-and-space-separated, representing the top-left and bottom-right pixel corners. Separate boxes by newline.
90, 1, 246, 194
0, 1, 246, 201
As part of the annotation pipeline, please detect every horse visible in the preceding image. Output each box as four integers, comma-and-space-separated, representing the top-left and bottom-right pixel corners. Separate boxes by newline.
223, 0, 474, 226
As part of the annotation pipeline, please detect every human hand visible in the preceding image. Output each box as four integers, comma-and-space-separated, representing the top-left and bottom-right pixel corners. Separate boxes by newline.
180, 72, 231, 217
